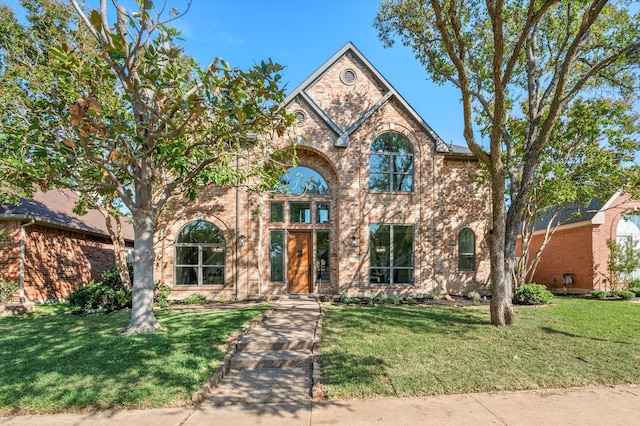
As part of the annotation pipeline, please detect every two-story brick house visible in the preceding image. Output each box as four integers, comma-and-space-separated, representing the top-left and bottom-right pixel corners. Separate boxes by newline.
155, 42, 491, 300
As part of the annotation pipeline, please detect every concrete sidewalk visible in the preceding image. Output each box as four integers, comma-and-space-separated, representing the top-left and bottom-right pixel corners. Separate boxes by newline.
2, 384, 639, 425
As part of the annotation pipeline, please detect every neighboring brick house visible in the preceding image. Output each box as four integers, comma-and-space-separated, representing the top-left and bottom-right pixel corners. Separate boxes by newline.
518, 192, 640, 294
0, 189, 134, 302
155, 42, 491, 300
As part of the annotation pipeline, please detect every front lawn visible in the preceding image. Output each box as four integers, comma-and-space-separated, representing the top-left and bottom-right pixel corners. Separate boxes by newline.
0, 303, 270, 414
321, 297, 640, 399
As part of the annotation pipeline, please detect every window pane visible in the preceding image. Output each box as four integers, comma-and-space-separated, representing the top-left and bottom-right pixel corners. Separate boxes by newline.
458, 228, 476, 271
370, 154, 390, 171
270, 202, 284, 223
177, 221, 224, 244
317, 202, 330, 224
278, 166, 329, 195
202, 267, 224, 285
316, 231, 330, 282
370, 225, 390, 267
176, 266, 198, 285
393, 226, 413, 268
394, 154, 414, 173
370, 268, 390, 284
370, 133, 413, 193
203, 246, 225, 266
371, 132, 413, 154
369, 173, 390, 191
393, 174, 413, 192
270, 230, 284, 282
176, 246, 198, 265
290, 202, 311, 223
394, 268, 413, 284
459, 255, 475, 271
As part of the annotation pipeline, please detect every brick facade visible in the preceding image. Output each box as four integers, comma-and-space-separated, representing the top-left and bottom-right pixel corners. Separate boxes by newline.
156, 43, 491, 300
519, 193, 640, 294
0, 189, 134, 302
0, 223, 119, 301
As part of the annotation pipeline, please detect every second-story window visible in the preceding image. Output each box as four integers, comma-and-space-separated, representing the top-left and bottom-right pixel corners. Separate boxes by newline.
370, 131, 414, 192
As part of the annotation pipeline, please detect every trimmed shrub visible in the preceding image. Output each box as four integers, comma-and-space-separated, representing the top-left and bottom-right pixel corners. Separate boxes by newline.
68, 265, 133, 313
630, 287, 640, 297
181, 293, 208, 304
591, 289, 607, 299
68, 281, 131, 313
618, 290, 636, 300
514, 284, 554, 305
0, 279, 19, 303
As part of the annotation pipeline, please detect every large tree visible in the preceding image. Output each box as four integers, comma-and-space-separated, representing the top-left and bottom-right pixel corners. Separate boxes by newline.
0, 0, 295, 333
376, 0, 640, 325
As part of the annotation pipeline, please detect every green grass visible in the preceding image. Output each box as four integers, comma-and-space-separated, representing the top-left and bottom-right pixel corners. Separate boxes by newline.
0, 303, 270, 414
321, 297, 640, 399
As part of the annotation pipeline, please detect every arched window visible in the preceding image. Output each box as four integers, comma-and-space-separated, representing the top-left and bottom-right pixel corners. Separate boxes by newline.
175, 221, 225, 286
278, 166, 329, 195
616, 214, 640, 281
369, 131, 414, 192
458, 228, 475, 271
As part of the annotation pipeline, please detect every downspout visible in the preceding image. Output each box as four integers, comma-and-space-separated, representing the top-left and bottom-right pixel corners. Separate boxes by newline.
235, 155, 240, 301
20, 219, 35, 303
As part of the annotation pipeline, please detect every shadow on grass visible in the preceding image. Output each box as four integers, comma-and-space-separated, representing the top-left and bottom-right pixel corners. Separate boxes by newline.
540, 326, 633, 345
0, 306, 269, 414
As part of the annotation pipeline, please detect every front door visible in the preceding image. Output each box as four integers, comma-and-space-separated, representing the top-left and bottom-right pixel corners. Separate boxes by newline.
288, 231, 312, 293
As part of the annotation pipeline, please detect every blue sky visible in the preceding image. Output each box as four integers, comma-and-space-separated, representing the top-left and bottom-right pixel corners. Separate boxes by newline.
151, 0, 467, 146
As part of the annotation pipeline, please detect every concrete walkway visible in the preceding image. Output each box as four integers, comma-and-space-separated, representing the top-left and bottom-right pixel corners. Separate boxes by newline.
198, 296, 320, 405
2, 297, 640, 425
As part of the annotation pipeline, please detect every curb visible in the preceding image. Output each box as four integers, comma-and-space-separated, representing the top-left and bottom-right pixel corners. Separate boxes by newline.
191, 299, 281, 404
311, 298, 326, 399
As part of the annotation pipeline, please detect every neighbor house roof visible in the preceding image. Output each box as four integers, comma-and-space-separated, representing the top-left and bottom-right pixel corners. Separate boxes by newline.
284, 41, 471, 156
0, 188, 134, 241
531, 192, 624, 233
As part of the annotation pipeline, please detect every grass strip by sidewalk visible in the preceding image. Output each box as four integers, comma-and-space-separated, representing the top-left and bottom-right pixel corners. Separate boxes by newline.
0, 303, 271, 414
321, 297, 640, 399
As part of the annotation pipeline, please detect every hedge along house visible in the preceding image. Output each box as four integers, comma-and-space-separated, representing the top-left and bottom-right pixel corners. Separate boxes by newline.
517, 192, 640, 295
155, 42, 491, 300
0, 188, 134, 302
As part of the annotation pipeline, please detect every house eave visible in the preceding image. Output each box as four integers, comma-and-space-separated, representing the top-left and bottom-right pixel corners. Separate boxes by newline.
0, 214, 134, 244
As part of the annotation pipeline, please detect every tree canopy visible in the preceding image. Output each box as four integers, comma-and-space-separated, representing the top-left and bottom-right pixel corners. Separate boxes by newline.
0, 0, 296, 333
376, 0, 640, 325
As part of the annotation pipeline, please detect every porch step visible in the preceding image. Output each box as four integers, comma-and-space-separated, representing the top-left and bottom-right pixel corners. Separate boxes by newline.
202, 367, 312, 406
230, 349, 313, 370
236, 338, 314, 352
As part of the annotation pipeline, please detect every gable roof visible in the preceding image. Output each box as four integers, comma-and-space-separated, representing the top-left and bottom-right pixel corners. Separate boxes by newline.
0, 188, 134, 241
531, 192, 626, 233
285, 42, 470, 155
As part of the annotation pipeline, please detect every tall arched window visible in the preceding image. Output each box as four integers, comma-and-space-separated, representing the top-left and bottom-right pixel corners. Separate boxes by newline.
458, 228, 475, 271
175, 221, 225, 286
616, 213, 640, 281
370, 131, 414, 192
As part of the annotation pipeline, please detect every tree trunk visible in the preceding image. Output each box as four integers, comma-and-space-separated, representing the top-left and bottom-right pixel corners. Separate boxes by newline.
488, 184, 516, 326
123, 211, 160, 334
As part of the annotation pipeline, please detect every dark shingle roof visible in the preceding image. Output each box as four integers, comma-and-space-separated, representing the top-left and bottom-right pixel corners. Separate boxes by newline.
533, 198, 606, 232
0, 188, 134, 241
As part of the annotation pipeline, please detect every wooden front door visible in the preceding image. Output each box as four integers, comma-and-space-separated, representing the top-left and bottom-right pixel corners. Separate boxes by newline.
288, 231, 312, 293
